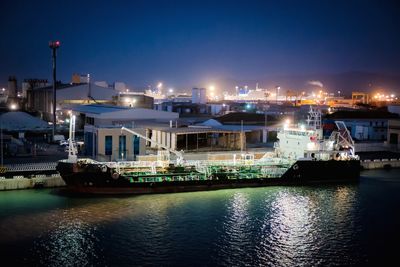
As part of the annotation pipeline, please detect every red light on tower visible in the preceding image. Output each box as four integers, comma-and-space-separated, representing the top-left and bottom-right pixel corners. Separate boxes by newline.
49, 40, 61, 48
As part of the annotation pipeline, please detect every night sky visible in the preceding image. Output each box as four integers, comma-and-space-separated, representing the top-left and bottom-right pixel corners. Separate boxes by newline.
0, 0, 399, 91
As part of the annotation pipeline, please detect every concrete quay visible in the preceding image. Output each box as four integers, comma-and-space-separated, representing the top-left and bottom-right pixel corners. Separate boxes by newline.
360, 158, 400, 170
0, 174, 66, 191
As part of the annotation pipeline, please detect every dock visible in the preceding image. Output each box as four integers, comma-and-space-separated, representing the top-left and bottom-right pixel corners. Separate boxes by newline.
0, 162, 65, 190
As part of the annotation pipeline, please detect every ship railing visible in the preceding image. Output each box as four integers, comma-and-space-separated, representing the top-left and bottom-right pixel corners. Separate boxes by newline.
184, 158, 294, 169
104, 160, 168, 173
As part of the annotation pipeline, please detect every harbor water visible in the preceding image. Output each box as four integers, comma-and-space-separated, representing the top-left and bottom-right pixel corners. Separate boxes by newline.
1, 169, 399, 266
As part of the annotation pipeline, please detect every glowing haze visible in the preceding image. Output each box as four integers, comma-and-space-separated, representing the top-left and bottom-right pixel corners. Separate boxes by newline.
0, 0, 399, 93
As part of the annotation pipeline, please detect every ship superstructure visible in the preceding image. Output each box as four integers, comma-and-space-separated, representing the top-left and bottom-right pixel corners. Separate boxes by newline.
276, 106, 356, 161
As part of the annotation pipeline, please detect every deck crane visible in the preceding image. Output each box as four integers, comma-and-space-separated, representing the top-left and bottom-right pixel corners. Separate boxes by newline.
121, 127, 184, 165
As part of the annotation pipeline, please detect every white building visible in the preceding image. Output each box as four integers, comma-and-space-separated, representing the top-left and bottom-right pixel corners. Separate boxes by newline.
69, 104, 179, 161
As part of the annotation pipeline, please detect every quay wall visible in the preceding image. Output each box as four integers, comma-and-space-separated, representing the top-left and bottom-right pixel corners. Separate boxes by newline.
0, 175, 66, 191
361, 158, 400, 170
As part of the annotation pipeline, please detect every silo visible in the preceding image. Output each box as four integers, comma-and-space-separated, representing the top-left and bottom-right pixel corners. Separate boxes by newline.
192, 88, 199, 103
199, 88, 207, 104
192, 87, 207, 104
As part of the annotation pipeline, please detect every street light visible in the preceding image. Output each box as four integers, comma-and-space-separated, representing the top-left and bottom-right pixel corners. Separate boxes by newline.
276, 86, 281, 103
9, 103, 17, 110
49, 40, 61, 141
338, 90, 341, 97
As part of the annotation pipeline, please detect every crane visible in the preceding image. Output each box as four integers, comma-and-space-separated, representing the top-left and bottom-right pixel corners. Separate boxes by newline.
121, 127, 184, 165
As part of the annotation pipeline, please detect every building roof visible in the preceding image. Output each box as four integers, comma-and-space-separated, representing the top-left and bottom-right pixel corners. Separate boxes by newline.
69, 104, 129, 114
151, 126, 244, 134
199, 119, 277, 130
0, 111, 50, 131
325, 110, 399, 119
69, 104, 179, 120
34, 83, 118, 101
215, 112, 277, 125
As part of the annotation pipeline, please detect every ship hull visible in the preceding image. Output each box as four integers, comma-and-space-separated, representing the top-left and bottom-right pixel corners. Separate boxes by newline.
56, 160, 360, 195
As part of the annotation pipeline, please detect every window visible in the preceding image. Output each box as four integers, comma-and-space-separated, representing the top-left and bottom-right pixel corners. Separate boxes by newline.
119, 135, 126, 159
105, 136, 112, 156
86, 117, 94, 125
132, 135, 139, 157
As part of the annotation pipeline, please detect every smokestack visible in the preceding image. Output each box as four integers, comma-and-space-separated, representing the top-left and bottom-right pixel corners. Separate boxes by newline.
8, 76, 17, 98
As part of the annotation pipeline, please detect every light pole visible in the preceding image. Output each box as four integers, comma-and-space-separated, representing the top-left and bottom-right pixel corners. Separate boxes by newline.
276, 86, 280, 104
264, 110, 268, 143
49, 40, 60, 141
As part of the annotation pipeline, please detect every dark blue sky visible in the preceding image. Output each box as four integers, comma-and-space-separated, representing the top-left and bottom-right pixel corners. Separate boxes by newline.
0, 0, 399, 90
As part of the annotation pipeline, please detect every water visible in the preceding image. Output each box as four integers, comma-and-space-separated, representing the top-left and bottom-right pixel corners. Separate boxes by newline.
1, 169, 400, 266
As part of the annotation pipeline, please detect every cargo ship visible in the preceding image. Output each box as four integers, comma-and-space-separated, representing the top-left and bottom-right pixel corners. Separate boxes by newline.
56, 108, 360, 195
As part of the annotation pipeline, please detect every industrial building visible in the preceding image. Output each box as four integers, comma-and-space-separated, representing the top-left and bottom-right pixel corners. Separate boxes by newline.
148, 126, 246, 152
26, 82, 118, 121
116, 92, 154, 109
387, 119, 400, 149
324, 110, 399, 141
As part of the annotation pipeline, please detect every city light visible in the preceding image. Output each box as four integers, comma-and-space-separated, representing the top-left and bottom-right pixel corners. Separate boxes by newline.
9, 103, 17, 110
283, 119, 290, 130
157, 82, 163, 89
373, 92, 397, 102
168, 88, 174, 93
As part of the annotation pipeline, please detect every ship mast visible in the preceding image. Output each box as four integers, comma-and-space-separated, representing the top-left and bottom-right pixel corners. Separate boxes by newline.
67, 114, 78, 163
306, 106, 321, 130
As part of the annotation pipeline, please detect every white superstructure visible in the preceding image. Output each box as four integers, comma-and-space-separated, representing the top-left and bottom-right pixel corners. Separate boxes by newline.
275, 107, 357, 161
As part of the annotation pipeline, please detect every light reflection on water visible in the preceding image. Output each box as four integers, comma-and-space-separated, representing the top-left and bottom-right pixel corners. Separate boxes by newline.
1, 170, 399, 266
259, 191, 319, 266
34, 218, 100, 266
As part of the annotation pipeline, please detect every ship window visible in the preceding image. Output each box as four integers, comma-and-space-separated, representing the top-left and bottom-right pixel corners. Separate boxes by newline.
105, 136, 112, 156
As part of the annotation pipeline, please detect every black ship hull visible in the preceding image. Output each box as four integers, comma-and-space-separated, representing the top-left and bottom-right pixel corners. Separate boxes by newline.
56, 159, 360, 195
